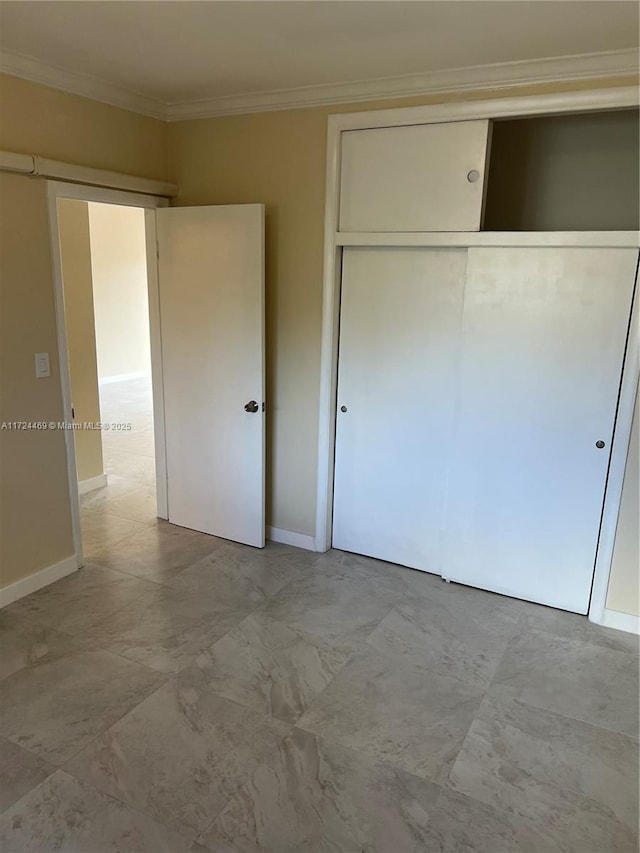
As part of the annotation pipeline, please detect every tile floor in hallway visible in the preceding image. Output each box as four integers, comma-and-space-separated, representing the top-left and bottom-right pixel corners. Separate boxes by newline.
80, 376, 158, 558
2, 527, 639, 852
1, 377, 639, 851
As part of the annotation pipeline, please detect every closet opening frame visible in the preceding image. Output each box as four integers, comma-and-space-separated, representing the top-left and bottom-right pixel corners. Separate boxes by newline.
314, 85, 640, 628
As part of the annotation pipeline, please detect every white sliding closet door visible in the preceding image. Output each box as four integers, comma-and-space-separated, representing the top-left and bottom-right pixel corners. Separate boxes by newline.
442, 247, 638, 613
333, 247, 467, 571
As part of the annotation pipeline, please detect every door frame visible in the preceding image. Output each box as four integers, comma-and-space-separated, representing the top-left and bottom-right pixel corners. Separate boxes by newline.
590, 263, 639, 630
314, 85, 639, 627
47, 180, 169, 567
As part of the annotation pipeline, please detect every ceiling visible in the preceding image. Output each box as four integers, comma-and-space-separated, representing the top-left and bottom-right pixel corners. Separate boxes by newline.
0, 1, 637, 119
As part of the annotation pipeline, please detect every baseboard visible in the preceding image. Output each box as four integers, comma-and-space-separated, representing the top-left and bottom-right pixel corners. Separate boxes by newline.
78, 473, 108, 495
267, 526, 317, 552
0, 555, 78, 608
594, 607, 640, 636
98, 371, 149, 386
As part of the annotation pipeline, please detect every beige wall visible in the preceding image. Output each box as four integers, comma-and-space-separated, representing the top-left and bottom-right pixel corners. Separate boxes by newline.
167, 75, 638, 537
58, 198, 104, 483
0, 74, 168, 179
0, 74, 167, 591
607, 383, 639, 617
0, 172, 74, 586
169, 107, 326, 534
88, 203, 150, 380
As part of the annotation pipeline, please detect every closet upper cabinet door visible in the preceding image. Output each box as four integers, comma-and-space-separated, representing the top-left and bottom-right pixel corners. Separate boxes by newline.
339, 120, 491, 232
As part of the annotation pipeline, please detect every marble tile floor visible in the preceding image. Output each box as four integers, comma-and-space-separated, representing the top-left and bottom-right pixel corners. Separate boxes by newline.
80, 376, 158, 557
3, 379, 639, 851
1, 526, 638, 852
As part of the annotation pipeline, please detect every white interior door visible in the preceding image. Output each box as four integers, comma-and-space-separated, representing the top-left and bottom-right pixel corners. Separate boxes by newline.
442, 247, 638, 613
157, 205, 265, 547
333, 247, 467, 571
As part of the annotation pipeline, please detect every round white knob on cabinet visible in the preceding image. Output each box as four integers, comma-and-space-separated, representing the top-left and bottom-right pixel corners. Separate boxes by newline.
467, 169, 480, 183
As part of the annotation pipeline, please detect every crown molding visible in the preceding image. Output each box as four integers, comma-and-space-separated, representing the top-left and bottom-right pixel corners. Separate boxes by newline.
1, 46, 637, 123
165, 48, 638, 120
0, 50, 167, 120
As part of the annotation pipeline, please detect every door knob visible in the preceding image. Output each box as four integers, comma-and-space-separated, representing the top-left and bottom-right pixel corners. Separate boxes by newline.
244, 400, 259, 413
595, 440, 605, 449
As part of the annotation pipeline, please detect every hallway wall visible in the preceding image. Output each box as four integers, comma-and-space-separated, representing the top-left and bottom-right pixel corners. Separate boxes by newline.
58, 198, 103, 484
88, 203, 150, 381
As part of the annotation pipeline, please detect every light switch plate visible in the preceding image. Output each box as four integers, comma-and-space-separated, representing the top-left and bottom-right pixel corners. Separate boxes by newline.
35, 352, 50, 379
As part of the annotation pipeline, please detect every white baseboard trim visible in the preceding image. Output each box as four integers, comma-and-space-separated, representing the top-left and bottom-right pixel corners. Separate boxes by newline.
78, 473, 108, 495
267, 526, 317, 552
99, 371, 149, 386
0, 555, 78, 608
593, 607, 640, 636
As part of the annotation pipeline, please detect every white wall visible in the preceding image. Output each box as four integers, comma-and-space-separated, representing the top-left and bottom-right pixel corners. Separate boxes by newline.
88, 202, 150, 380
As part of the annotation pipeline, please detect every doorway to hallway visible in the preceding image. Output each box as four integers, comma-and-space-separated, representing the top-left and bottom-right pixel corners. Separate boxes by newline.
51, 180, 267, 565
57, 199, 159, 559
